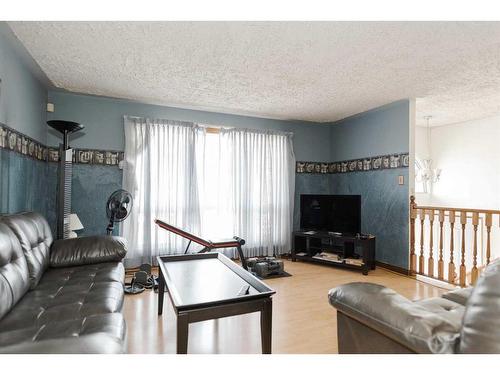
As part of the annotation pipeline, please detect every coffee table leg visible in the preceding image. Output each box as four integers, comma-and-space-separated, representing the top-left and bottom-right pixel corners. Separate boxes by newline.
158, 269, 165, 315
177, 313, 189, 354
260, 298, 272, 354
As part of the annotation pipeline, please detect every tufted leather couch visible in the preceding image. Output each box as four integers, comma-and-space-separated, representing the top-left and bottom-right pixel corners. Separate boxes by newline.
0, 212, 127, 353
328, 259, 500, 353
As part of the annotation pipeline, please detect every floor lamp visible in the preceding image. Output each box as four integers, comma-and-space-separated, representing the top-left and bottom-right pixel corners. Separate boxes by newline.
47, 120, 84, 239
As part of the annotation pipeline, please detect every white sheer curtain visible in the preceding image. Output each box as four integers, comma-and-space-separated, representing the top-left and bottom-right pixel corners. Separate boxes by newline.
122, 116, 295, 265
198, 128, 295, 258
121, 116, 205, 267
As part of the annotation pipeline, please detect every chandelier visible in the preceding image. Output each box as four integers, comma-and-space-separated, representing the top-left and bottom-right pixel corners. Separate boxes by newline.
416, 116, 441, 186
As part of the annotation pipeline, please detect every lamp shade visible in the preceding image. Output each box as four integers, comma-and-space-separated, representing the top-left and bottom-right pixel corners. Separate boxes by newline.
69, 213, 84, 231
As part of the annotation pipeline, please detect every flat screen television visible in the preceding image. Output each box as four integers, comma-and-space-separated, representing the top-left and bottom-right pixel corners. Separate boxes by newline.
300, 194, 361, 234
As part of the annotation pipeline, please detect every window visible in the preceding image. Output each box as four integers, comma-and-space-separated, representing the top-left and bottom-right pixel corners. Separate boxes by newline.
197, 131, 232, 240
122, 117, 295, 264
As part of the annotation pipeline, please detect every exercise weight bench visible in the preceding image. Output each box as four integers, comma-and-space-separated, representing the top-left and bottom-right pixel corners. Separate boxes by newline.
154, 219, 248, 270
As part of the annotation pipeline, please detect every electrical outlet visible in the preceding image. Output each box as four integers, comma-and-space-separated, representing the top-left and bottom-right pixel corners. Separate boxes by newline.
398, 175, 404, 185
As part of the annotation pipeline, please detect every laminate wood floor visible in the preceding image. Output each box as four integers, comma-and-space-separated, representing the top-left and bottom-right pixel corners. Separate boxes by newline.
123, 260, 444, 354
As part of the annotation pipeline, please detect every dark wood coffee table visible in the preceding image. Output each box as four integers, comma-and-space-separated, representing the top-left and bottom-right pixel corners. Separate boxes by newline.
157, 252, 275, 354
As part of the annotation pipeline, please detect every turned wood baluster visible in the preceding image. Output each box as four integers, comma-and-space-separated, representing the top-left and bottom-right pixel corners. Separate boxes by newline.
459, 211, 467, 287
437, 210, 445, 280
410, 196, 417, 274
485, 213, 492, 265
448, 210, 456, 284
471, 212, 479, 285
427, 209, 435, 277
419, 209, 426, 274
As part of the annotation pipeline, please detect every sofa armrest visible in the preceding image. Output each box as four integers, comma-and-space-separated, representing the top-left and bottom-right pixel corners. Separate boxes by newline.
328, 282, 460, 353
50, 235, 127, 268
441, 287, 473, 306
0, 333, 125, 354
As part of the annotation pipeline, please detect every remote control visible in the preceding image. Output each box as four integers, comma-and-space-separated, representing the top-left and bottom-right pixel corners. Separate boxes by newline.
237, 285, 250, 296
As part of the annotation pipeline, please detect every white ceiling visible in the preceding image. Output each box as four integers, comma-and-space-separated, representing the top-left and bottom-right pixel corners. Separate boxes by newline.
8, 21, 500, 126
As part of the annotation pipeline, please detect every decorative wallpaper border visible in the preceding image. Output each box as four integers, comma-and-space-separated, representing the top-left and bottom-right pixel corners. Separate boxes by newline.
296, 152, 409, 174
0, 122, 48, 161
2, 122, 406, 171
0, 122, 123, 166
47, 147, 124, 166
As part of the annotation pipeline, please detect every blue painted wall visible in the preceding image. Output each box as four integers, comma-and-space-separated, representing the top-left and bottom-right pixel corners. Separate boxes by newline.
0, 24, 51, 221
330, 169, 409, 269
0, 24, 47, 144
0, 148, 51, 216
47, 91, 332, 162
71, 164, 123, 236
48, 93, 411, 269
329, 100, 410, 160
0, 22, 411, 269
328, 100, 410, 269
47, 91, 333, 235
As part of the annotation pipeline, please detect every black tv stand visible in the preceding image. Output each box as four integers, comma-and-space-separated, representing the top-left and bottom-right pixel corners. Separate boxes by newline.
292, 230, 376, 275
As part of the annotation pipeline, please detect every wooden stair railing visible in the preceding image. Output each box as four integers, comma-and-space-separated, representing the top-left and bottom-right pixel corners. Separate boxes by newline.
409, 196, 500, 287
448, 209, 455, 284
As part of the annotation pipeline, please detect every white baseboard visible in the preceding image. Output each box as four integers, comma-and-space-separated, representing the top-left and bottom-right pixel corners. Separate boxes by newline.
416, 274, 458, 290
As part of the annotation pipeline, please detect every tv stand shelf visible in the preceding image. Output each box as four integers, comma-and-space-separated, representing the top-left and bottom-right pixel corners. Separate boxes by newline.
292, 231, 376, 275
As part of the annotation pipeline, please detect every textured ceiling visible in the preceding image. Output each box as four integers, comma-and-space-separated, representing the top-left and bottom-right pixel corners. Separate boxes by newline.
8, 21, 500, 125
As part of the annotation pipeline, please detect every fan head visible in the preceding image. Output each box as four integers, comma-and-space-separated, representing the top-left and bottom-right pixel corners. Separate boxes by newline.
106, 189, 133, 223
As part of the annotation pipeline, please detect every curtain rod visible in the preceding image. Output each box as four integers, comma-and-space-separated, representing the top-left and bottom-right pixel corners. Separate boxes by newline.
196, 123, 294, 137
124, 116, 293, 137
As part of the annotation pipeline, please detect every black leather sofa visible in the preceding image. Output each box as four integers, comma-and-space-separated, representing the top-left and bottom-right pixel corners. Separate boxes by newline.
0, 212, 127, 353
329, 259, 500, 353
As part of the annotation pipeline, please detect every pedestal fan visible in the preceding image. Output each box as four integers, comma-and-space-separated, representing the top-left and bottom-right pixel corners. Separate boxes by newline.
106, 189, 145, 294
106, 189, 133, 235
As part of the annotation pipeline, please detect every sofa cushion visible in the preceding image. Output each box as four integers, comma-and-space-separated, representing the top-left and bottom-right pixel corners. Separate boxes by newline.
50, 235, 127, 268
0, 262, 125, 333
0, 222, 30, 320
413, 297, 465, 325
0, 313, 126, 349
459, 260, 500, 353
2, 212, 53, 289
0, 332, 125, 354
441, 287, 473, 306
40, 261, 125, 286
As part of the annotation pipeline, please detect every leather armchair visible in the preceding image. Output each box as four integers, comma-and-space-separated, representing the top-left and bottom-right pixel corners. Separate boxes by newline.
329, 259, 500, 354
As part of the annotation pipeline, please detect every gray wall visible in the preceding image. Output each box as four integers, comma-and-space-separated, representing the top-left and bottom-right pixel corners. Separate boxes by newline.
328, 100, 410, 269
0, 24, 51, 219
